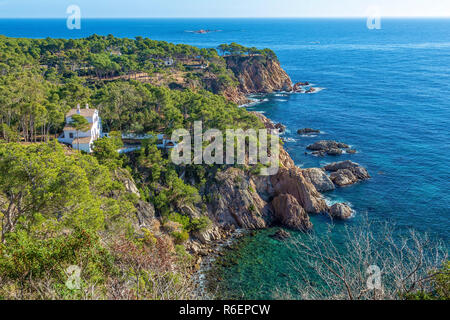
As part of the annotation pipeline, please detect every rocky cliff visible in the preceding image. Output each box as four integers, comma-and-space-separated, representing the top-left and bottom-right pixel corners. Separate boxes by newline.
225, 55, 293, 94
221, 55, 293, 104
193, 112, 331, 244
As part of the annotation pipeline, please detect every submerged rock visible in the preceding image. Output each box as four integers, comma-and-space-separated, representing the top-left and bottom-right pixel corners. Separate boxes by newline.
302, 168, 335, 192
305, 87, 318, 93
329, 203, 354, 220
271, 194, 313, 231
270, 229, 291, 240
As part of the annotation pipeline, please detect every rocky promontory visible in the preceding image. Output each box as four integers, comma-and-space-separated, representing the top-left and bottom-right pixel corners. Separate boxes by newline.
223, 55, 293, 103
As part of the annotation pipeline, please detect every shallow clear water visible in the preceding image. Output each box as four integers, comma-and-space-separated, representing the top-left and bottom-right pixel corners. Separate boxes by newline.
1, 18, 449, 299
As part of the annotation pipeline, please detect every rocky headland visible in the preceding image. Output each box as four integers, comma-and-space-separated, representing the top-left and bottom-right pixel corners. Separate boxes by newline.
115, 54, 372, 290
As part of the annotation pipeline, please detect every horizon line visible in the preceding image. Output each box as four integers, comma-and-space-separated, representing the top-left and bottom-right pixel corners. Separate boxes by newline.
1, 16, 450, 19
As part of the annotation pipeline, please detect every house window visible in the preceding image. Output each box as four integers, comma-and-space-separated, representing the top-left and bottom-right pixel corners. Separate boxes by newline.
69, 133, 74, 138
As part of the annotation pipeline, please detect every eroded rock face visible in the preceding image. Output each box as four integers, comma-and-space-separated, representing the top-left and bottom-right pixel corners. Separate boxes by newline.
135, 200, 156, 227
112, 168, 158, 229
208, 167, 272, 229
192, 225, 224, 244
329, 203, 354, 220
302, 168, 335, 192
225, 55, 293, 94
270, 167, 329, 214
329, 169, 358, 186
113, 168, 140, 196
324, 161, 370, 186
272, 194, 313, 231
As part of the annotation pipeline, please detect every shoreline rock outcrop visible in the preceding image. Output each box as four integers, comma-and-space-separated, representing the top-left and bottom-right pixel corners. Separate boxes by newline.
302, 168, 335, 192
329, 203, 354, 220
272, 194, 313, 231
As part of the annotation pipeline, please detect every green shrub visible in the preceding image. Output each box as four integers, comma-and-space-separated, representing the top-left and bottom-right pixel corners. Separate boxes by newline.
189, 216, 212, 233
171, 231, 189, 244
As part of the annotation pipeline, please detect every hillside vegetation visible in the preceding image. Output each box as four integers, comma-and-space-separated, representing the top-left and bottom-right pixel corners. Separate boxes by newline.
0, 35, 273, 299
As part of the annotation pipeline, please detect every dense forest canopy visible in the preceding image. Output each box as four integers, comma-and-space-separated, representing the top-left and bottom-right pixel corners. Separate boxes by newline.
0, 35, 270, 299
0, 35, 266, 141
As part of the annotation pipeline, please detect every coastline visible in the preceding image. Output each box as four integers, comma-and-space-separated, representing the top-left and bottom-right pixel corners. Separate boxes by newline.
190, 96, 311, 298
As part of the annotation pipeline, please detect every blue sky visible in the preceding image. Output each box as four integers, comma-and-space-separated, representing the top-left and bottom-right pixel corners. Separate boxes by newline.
0, 0, 449, 18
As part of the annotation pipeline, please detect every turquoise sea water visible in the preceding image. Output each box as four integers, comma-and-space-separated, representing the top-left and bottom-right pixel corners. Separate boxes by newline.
1, 18, 449, 298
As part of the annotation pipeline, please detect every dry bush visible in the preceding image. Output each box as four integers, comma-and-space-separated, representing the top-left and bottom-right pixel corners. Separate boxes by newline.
275, 217, 448, 300
106, 235, 195, 300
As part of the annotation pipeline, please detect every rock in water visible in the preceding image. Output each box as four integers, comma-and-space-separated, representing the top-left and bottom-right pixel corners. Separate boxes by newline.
293, 82, 310, 91
275, 123, 286, 133
324, 160, 371, 186
326, 148, 343, 156
297, 128, 320, 135
271, 167, 329, 214
302, 168, 335, 192
329, 169, 358, 186
271, 194, 313, 231
270, 229, 291, 240
306, 140, 353, 157
329, 203, 354, 220
307, 140, 349, 151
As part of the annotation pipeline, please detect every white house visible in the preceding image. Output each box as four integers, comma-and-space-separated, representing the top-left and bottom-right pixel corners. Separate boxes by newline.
58, 104, 103, 153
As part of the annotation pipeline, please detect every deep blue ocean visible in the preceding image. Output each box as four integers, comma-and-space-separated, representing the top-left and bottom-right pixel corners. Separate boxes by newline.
1, 18, 449, 298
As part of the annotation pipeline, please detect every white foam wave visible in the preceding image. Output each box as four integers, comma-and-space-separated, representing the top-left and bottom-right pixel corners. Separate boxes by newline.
300, 134, 317, 138
306, 87, 325, 94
